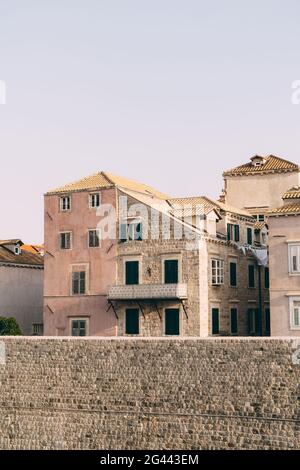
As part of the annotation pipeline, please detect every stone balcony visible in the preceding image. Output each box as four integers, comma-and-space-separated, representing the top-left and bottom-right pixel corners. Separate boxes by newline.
108, 283, 188, 300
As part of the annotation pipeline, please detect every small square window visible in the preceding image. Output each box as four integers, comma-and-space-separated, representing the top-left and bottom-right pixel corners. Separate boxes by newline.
60, 196, 71, 212
88, 229, 100, 248
71, 319, 88, 336
89, 193, 100, 208
165, 308, 180, 335
211, 259, 224, 285
72, 271, 86, 295
125, 309, 139, 334
60, 232, 72, 250
164, 260, 179, 284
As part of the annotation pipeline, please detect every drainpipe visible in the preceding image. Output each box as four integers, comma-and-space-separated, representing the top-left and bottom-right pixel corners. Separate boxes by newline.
258, 265, 263, 336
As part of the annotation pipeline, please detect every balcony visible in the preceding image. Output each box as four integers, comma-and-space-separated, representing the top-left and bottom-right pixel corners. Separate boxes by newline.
108, 283, 188, 301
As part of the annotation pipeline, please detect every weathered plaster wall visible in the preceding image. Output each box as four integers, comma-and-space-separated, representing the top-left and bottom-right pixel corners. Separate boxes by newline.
0, 266, 43, 335
0, 337, 299, 450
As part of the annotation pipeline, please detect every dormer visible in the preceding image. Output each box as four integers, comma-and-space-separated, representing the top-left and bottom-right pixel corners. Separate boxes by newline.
250, 155, 266, 167
0, 239, 23, 255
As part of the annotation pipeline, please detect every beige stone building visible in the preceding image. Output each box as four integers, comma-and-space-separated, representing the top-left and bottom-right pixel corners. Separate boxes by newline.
108, 191, 269, 337
44, 171, 269, 337
269, 186, 300, 336
223, 154, 300, 215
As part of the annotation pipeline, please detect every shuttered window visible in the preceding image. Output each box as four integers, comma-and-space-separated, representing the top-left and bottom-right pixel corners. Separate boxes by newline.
247, 227, 253, 245
164, 260, 179, 284
230, 308, 238, 334
264, 267, 269, 289
248, 308, 258, 335
230, 262, 237, 287
165, 309, 180, 335
212, 308, 220, 335
125, 261, 139, 285
72, 271, 86, 295
265, 308, 270, 336
227, 224, 240, 242
125, 309, 139, 334
248, 265, 255, 288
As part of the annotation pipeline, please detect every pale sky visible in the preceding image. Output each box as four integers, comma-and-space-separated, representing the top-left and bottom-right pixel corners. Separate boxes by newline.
1, 0, 300, 243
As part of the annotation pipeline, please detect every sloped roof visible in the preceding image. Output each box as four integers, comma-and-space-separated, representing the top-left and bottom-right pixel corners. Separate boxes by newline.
168, 196, 253, 219
268, 203, 300, 216
0, 241, 43, 266
167, 196, 220, 217
223, 155, 299, 176
254, 221, 267, 231
282, 186, 300, 200
46, 171, 169, 200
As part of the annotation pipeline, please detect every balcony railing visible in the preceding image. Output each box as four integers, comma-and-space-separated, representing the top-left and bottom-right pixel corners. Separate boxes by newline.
108, 283, 188, 300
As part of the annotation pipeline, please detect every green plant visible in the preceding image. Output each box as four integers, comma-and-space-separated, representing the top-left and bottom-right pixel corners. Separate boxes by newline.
0, 317, 22, 335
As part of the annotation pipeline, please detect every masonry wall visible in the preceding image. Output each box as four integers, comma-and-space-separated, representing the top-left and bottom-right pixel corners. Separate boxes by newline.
0, 337, 299, 450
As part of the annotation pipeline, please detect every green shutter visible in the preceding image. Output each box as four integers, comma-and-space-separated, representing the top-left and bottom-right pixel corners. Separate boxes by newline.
264, 267, 269, 289
227, 224, 232, 241
248, 265, 255, 288
212, 308, 219, 334
230, 262, 237, 287
234, 225, 240, 242
165, 309, 180, 335
164, 260, 179, 284
247, 227, 253, 245
125, 309, 139, 334
265, 308, 270, 336
125, 261, 139, 285
230, 308, 238, 334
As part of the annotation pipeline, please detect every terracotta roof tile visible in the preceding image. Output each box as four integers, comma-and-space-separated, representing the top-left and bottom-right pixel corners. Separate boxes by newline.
0, 245, 43, 266
282, 186, 300, 199
46, 171, 169, 200
223, 155, 299, 176
268, 203, 300, 215
168, 197, 219, 216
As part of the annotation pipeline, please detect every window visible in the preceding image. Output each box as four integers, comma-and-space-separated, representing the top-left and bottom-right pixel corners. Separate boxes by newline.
71, 319, 87, 336
227, 223, 240, 242
248, 308, 258, 335
256, 214, 265, 222
248, 265, 255, 288
72, 271, 86, 295
88, 229, 100, 248
265, 308, 270, 336
289, 244, 300, 274
211, 308, 220, 335
164, 260, 179, 284
60, 196, 71, 212
125, 309, 139, 334
125, 261, 139, 285
264, 267, 269, 289
89, 193, 100, 208
120, 222, 143, 242
230, 308, 238, 335
165, 308, 180, 335
32, 323, 43, 336
60, 232, 72, 250
229, 262, 237, 287
14, 245, 21, 255
247, 227, 253, 245
211, 259, 224, 285
289, 298, 300, 329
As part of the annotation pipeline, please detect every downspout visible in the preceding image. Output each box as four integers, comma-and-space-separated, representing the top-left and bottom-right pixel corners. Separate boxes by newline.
258, 265, 263, 336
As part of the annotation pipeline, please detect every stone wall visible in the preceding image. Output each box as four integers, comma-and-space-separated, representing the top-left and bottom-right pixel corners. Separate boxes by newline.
0, 337, 299, 450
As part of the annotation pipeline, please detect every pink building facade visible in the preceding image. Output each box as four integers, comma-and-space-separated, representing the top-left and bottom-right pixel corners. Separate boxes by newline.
44, 186, 118, 336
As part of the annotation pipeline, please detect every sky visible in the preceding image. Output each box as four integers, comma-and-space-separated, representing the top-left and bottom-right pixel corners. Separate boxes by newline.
1, 0, 300, 243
